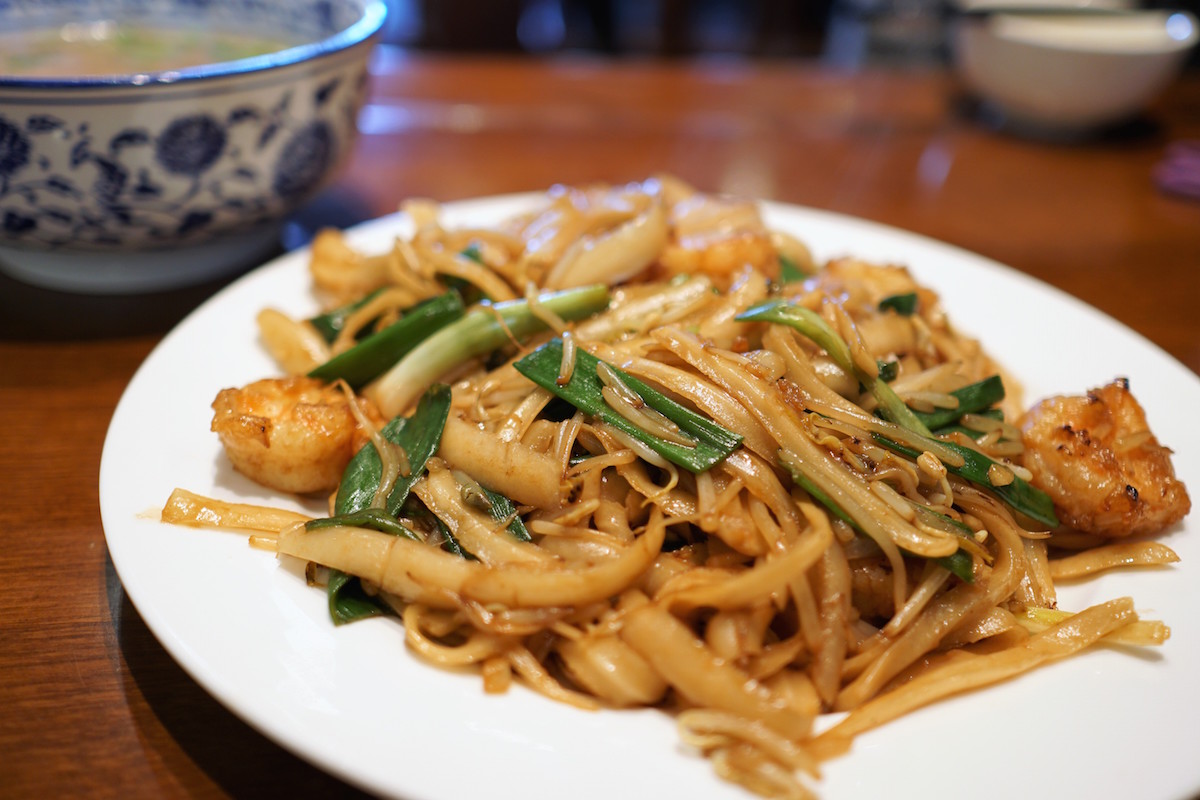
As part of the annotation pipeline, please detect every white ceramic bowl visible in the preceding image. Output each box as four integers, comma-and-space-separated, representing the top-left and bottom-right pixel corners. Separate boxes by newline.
951, 8, 1198, 134
0, 0, 387, 293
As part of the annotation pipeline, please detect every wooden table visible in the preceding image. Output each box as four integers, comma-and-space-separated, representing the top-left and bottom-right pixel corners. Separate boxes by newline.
2, 51, 1198, 798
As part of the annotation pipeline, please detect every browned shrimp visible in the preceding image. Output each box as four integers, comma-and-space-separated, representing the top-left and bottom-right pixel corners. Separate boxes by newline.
1020, 379, 1190, 538
656, 188, 779, 288
211, 376, 381, 495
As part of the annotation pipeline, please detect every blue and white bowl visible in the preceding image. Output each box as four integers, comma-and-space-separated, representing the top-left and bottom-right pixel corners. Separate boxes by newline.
0, 0, 387, 293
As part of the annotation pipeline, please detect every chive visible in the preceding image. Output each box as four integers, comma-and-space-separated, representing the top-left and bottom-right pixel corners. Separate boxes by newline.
875, 435, 1059, 529
879, 292, 918, 316
912, 375, 1006, 431
514, 339, 742, 473
877, 359, 899, 383
372, 284, 610, 417
308, 291, 465, 389
478, 484, 532, 542
738, 299, 1056, 527
779, 253, 809, 283
306, 507, 419, 540
335, 384, 452, 517
780, 454, 975, 583
326, 569, 389, 625
309, 287, 388, 344
318, 384, 452, 625
736, 300, 933, 436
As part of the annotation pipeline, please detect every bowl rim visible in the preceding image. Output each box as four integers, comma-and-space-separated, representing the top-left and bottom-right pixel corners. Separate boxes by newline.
959, 8, 1200, 55
0, 0, 387, 90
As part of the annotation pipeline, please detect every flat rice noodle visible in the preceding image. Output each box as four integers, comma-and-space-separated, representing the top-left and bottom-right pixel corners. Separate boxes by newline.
413, 465, 551, 566
655, 327, 958, 565
439, 415, 567, 509
818, 597, 1137, 745
620, 601, 813, 740
277, 511, 665, 609
663, 517, 832, 612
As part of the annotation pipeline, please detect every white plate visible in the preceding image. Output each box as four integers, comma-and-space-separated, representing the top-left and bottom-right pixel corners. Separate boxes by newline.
101, 196, 1200, 800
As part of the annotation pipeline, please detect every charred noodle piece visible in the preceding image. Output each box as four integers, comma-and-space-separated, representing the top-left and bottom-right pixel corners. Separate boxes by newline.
876, 434, 1059, 529
911, 375, 1006, 432
779, 451, 976, 583
334, 384, 452, 517
736, 300, 934, 436
369, 284, 611, 417
514, 338, 743, 473
307, 291, 465, 389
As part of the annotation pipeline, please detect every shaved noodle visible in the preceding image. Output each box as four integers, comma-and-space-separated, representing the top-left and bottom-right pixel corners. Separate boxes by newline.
174, 178, 1188, 800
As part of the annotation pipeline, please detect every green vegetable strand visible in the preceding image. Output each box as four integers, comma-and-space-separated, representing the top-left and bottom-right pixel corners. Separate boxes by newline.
319, 384, 452, 625
912, 375, 1006, 431
736, 299, 933, 436
373, 284, 611, 417
514, 338, 742, 473
308, 291, 465, 389
780, 452, 975, 583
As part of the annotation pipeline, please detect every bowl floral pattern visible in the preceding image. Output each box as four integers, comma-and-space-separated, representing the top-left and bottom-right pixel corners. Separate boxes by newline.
0, 0, 385, 259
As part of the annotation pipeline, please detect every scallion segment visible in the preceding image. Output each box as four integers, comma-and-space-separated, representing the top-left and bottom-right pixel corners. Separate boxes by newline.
371, 284, 611, 417
335, 383, 452, 517
736, 300, 933, 436
306, 507, 420, 540
308, 287, 387, 344
879, 292, 918, 316
780, 453, 975, 583
875, 434, 1059, 529
514, 338, 742, 473
912, 375, 1006, 431
308, 291, 465, 389
779, 253, 809, 283
316, 384, 453, 625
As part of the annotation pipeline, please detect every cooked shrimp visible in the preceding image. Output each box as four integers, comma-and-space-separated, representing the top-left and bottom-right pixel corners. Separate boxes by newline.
656, 189, 779, 288
211, 376, 382, 494
1020, 379, 1191, 538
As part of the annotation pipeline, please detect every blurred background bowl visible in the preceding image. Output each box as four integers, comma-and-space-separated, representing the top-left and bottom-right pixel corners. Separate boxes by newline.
951, 6, 1198, 134
0, 0, 387, 294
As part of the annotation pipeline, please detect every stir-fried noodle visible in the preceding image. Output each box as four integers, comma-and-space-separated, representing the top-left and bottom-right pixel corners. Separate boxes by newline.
165, 177, 1190, 799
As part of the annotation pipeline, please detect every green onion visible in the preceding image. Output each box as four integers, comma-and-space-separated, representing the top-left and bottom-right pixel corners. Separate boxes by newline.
877, 359, 899, 383
736, 300, 933, 436
317, 384, 453, 625
308, 291, 465, 389
779, 253, 809, 283
879, 292, 918, 316
306, 507, 420, 540
739, 299, 1058, 530
514, 338, 742, 473
335, 384, 452, 517
780, 454, 975, 583
325, 569, 388, 626
875, 435, 1058, 529
912, 375, 1006, 431
473, 481, 532, 542
371, 284, 611, 417
308, 288, 387, 344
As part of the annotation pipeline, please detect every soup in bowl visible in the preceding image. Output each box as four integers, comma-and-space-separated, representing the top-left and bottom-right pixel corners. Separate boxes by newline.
0, 0, 387, 293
